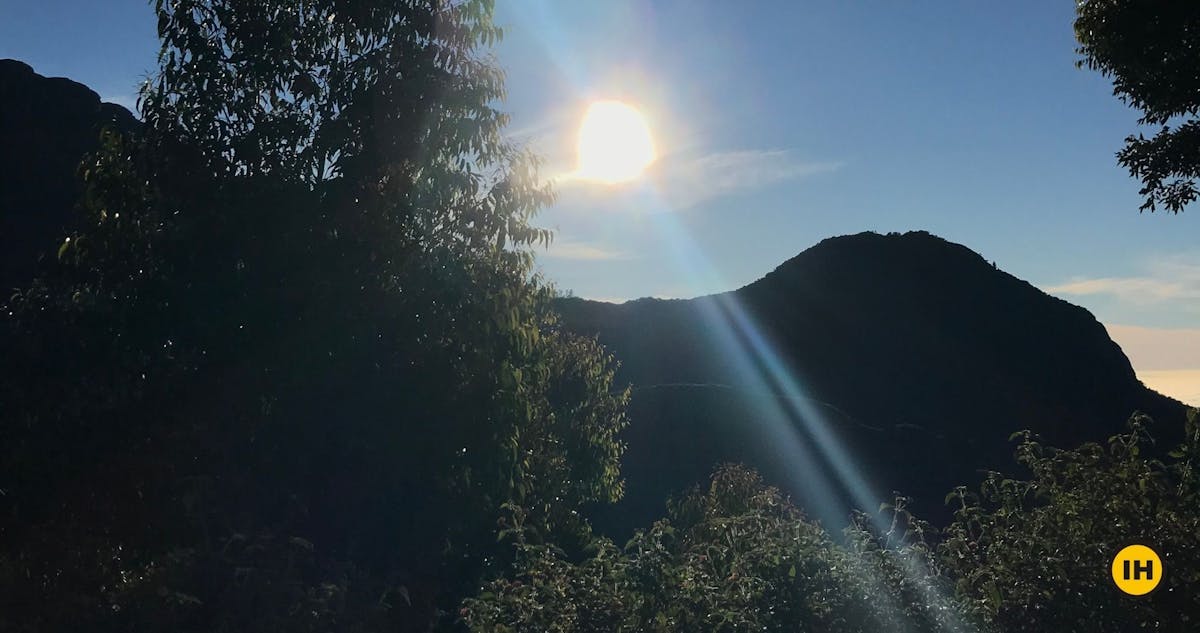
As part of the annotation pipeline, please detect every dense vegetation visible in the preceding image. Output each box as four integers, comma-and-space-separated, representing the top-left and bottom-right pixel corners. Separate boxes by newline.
1, 1, 1197, 632
464, 413, 1200, 632
941, 413, 1200, 631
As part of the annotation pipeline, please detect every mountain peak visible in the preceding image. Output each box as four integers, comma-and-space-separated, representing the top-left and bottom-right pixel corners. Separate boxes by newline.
762, 230, 996, 287
0, 58, 36, 76
557, 231, 1186, 534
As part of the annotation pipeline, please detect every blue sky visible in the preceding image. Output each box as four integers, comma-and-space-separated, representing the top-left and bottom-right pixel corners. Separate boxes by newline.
2, 1, 1197, 402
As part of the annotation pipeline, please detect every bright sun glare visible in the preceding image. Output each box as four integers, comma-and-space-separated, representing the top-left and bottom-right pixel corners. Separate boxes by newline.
576, 100, 656, 183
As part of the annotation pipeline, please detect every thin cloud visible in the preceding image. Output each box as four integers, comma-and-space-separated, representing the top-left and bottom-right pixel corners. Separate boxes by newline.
656, 149, 841, 209
542, 240, 632, 261
578, 296, 630, 304
550, 148, 841, 211
1049, 277, 1196, 301
1048, 254, 1200, 303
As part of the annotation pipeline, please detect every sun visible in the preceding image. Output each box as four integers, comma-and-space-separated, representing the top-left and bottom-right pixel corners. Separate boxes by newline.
576, 100, 656, 183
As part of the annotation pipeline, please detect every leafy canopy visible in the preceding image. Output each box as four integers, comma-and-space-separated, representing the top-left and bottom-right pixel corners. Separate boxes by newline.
1075, 0, 1200, 213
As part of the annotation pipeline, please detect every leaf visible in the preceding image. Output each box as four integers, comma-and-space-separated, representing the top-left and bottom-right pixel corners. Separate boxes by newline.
985, 582, 1002, 606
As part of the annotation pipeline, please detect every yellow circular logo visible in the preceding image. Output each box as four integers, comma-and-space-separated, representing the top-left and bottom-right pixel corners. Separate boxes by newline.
1111, 544, 1162, 596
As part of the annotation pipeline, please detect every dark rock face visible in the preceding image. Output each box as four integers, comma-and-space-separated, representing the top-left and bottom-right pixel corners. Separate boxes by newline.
0, 59, 139, 292
559, 231, 1186, 533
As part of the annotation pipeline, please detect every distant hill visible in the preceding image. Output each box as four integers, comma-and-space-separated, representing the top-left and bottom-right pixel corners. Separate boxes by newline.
557, 231, 1188, 534
0, 59, 139, 292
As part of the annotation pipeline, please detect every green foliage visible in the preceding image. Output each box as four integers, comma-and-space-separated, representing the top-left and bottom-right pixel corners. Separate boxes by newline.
941, 412, 1200, 631
464, 465, 978, 633
0, 1, 626, 631
1075, 0, 1200, 213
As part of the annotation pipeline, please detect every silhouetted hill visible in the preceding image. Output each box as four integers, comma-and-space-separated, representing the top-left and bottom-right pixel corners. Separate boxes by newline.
558, 231, 1188, 534
0, 59, 139, 292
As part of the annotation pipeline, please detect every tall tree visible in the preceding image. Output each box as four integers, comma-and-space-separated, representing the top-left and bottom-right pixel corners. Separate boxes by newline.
0, 1, 627, 631
1075, 0, 1200, 213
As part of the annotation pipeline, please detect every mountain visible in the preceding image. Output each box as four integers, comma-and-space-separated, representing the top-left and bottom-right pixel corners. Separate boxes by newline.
0, 59, 139, 292
558, 231, 1187, 534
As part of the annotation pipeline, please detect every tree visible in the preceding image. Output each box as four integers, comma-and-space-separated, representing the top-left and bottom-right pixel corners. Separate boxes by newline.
1075, 0, 1200, 213
0, 1, 627, 631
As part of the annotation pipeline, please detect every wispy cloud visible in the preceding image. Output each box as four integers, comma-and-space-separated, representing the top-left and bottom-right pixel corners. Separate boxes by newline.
1049, 277, 1197, 302
542, 239, 633, 261
550, 148, 840, 212
577, 296, 630, 304
1048, 254, 1200, 303
655, 149, 841, 210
